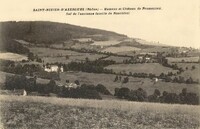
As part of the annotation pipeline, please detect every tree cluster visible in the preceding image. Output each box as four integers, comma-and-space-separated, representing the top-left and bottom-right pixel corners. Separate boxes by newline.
0, 38, 30, 54
3, 75, 113, 100
64, 59, 115, 73
114, 87, 199, 105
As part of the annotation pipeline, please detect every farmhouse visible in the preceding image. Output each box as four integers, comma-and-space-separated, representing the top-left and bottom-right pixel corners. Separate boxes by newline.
44, 65, 64, 73
64, 83, 78, 88
136, 52, 158, 62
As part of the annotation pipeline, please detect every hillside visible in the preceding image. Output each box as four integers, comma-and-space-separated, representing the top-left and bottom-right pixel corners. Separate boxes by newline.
0, 95, 199, 129
0, 21, 127, 44
0, 21, 165, 55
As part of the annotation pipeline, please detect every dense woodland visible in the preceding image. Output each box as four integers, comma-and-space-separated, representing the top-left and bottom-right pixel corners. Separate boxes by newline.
0, 38, 30, 54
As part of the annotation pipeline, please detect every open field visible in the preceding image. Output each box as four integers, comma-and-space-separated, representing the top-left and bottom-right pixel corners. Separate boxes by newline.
91, 40, 121, 46
29, 47, 80, 57
0, 52, 27, 61
30, 47, 106, 64
102, 46, 141, 53
172, 63, 200, 80
42, 53, 105, 64
103, 56, 131, 63
167, 57, 199, 63
0, 95, 200, 129
138, 46, 173, 53
71, 43, 100, 51
106, 63, 177, 76
60, 72, 200, 96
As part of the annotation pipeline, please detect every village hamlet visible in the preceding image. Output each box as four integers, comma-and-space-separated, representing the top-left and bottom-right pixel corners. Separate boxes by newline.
0, 0, 200, 128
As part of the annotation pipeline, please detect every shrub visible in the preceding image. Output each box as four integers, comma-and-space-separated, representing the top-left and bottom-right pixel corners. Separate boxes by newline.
75, 84, 102, 100
154, 89, 161, 96
128, 88, 147, 102
148, 94, 159, 102
95, 84, 111, 95
116, 87, 130, 99
148, 89, 161, 102
191, 65, 196, 70
122, 77, 129, 83
114, 88, 120, 96
179, 89, 199, 105
5, 75, 28, 90
184, 93, 199, 105
163, 93, 180, 104
74, 80, 80, 85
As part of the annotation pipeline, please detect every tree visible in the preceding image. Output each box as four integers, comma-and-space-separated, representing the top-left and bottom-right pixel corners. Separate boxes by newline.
114, 88, 120, 96
117, 87, 130, 99
5, 75, 28, 90
173, 77, 178, 83
123, 77, 129, 83
28, 52, 34, 61
154, 89, 161, 96
148, 89, 161, 102
178, 76, 185, 83
159, 73, 165, 79
192, 65, 196, 70
46, 79, 56, 93
129, 88, 148, 102
114, 75, 118, 82
164, 93, 180, 104
65, 55, 69, 59
74, 80, 80, 85
95, 84, 111, 95
186, 77, 193, 84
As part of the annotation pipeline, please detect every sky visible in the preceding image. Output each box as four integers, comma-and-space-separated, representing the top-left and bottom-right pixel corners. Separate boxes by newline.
0, 0, 199, 48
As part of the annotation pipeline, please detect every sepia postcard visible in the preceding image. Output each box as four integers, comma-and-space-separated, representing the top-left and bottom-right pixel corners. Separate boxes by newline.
0, 0, 200, 128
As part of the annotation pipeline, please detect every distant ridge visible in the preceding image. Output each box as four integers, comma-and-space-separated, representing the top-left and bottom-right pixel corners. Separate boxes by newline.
0, 21, 127, 44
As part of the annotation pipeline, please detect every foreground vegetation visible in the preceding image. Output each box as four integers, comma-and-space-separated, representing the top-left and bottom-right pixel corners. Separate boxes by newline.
0, 95, 200, 129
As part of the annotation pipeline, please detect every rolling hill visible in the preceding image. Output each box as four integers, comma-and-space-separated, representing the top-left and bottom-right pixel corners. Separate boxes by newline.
0, 21, 168, 55
0, 21, 127, 44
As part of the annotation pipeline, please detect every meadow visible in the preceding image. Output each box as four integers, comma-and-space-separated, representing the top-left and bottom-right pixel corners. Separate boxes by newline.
167, 57, 199, 63
0, 95, 199, 129
172, 63, 200, 81
105, 63, 177, 76
41, 53, 105, 64
0, 52, 27, 61
29, 47, 106, 64
103, 56, 131, 63
138, 46, 173, 53
91, 40, 121, 46
102, 46, 141, 53
29, 47, 80, 57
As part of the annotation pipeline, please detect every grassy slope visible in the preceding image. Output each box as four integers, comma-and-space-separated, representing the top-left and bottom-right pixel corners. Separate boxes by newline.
105, 63, 178, 76
29, 46, 106, 64
173, 63, 200, 80
0, 21, 126, 44
0, 52, 27, 61
0, 95, 200, 129
167, 57, 199, 63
